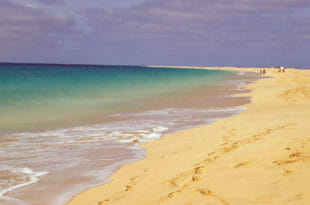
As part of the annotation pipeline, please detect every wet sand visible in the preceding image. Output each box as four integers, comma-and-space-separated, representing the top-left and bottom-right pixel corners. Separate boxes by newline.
67, 67, 310, 205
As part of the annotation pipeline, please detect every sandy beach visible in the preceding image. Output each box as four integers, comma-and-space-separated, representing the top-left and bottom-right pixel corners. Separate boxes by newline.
67, 67, 310, 205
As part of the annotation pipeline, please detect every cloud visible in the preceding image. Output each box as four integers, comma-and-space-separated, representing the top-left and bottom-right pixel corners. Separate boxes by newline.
78, 0, 309, 65
34, 0, 66, 4
0, 0, 309, 67
11, 0, 66, 6
0, 0, 82, 62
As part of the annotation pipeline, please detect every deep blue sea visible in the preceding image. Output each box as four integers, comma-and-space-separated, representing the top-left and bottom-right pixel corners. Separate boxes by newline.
0, 64, 259, 205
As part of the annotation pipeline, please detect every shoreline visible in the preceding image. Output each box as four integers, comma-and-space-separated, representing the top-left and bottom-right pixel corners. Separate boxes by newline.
1, 67, 257, 205
67, 66, 310, 205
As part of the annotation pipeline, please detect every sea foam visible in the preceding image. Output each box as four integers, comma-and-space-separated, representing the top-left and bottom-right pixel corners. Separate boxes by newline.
0, 167, 48, 196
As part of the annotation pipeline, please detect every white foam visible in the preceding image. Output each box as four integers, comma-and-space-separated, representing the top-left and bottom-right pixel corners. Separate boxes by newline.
0, 167, 48, 197
110, 107, 246, 118
236, 71, 246, 75
211, 107, 247, 112
6, 106, 246, 147
1, 105, 247, 202
236, 82, 247, 90
152, 126, 169, 133
141, 132, 161, 139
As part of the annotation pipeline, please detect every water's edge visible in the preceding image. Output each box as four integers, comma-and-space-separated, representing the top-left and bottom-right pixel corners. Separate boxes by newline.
0, 68, 262, 205
64, 70, 262, 205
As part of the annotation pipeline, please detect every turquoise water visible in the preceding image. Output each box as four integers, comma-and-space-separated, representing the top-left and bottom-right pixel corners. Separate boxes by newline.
0, 64, 259, 205
0, 64, 232, 133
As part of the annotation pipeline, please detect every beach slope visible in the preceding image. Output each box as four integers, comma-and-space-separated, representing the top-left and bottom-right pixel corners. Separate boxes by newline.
67, 68, 310, 205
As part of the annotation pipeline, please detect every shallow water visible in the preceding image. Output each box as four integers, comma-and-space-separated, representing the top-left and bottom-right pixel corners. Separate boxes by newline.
0, 64, 231, 133
0, 64, 261, 204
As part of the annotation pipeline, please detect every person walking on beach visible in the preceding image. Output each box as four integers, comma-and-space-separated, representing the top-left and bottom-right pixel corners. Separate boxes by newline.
259, 69, 266, 74
260, 69, 266, 74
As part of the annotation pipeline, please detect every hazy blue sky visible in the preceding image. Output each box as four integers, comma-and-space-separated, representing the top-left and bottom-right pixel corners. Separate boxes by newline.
1, 0, 309, 67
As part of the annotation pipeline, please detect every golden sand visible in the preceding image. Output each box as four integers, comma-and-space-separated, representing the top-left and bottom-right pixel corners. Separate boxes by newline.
67, 67, 310, 205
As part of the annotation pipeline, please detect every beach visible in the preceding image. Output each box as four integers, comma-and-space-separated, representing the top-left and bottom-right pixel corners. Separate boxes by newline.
0, 65, 259, 205
67, 67, 310, 205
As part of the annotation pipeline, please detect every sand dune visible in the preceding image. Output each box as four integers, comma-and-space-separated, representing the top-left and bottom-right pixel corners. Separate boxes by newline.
67, 67, 310, 205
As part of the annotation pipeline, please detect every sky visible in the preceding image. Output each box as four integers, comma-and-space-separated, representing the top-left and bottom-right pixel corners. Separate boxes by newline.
0, 0, 309, 68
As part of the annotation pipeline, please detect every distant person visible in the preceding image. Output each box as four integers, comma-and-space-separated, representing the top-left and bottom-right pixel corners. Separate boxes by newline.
280, 66, 285, 73
263, 69, 266, 74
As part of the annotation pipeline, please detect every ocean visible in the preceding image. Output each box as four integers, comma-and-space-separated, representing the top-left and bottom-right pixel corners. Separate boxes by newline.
0, 64, 260, 205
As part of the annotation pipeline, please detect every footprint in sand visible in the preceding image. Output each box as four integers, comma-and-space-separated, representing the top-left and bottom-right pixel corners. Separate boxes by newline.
194, 166, 205, 174
196, 189, 229, 205
284, 170, 294, 176
192, 175, 201, 182
196, 188, 214, 196
125, 185, 132, 191
234, 161, 251, 168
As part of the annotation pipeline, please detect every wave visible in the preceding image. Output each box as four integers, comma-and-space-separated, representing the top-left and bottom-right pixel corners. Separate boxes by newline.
0, 167, 48, 196
0, 105, 247, 203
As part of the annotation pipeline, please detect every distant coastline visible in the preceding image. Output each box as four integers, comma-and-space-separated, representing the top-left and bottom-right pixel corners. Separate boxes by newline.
1, 63, 305, 69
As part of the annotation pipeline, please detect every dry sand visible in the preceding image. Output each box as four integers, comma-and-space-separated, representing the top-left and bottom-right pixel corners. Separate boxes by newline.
67, 67, 310, 205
